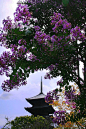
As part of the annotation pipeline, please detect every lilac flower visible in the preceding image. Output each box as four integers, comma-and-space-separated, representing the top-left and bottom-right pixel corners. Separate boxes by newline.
0, 33, 6, 45
51, 12, 62, 25
2, 16, 12, 31
28, 53, 38, 62
34, 31, 50, 47
56, 19, 63, 26
0, 51, 17, 78
18, 45, 26, 58
53, 111, 66, 125
70, 26, 85, 41
14, 4, 32, 25
10, 44, 18, 52
63, 23, 71, 30
48, 64, 55, 71
51, 35, 57, 43
52, 19, 63, 32
1, 73, 27, 92
34, 26, 40, 31
65, 88, 77, 101
45, 91, 53, 104
18, 39, 27, 45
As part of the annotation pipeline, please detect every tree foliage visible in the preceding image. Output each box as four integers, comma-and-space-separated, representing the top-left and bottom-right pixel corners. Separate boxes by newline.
2, 115, 53, 129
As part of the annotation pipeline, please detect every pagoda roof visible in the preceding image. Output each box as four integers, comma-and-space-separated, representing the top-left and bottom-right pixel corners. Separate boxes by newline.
25, 105, 55, 116
26, 93, 46, 100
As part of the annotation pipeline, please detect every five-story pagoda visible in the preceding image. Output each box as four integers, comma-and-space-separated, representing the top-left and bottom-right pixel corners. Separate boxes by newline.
24, 77, 55, 117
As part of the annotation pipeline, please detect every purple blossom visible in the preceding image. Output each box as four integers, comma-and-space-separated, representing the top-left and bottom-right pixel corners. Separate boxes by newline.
28, 53, 38, 62
51, 12, 62, 25
10, 44, 18, 52
45, 88, 59, 104
34, 31, 50, 47
45, 91, 53, 104
65, 87, 77, 101
2, 16, 12, 31
63, 22, 71, 30
70, 26, 85, 41
0, 33, 7, 45
34, 26, 40, 31
51, 35, 57, 43
53, 111, 66, 125
18, 45, 27, 58
14, 4, 32, 25
18, 39, 27, 45
48, 64, 55, 71
0, 51, 17, 78
1, 73, 27, 92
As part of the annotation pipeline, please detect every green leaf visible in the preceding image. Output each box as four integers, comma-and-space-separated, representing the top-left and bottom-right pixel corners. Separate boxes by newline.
65, 86, 68, 91
62, 0, 69, 6
59, 88, 62, 92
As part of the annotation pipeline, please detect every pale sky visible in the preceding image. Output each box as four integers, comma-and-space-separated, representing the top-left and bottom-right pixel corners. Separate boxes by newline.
0, 0, 84, 128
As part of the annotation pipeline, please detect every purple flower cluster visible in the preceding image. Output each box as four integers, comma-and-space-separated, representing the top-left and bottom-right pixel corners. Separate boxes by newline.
0, 32, 7, 46
53, 111, 66, 125
65, 88, 77, 101
65, 99, 76, 109
34, 31, 51, 46
18, 39, 27, 45
1, 73, 27, 92
14, 4, 32, 25
0, 50, 28, 92
51, 12, 63, 25
2, 16, 12, 32
51, 12, 71, 34
28, 53, 39, 62
45, 89, 59, 103
10, 44, 18, 52
51, 35, 58, 43
17, 45, 27, 58
34, 26, 40, 31
70, 26, 86, 41
52, 89, 59, 100
0, 51, 12, 76
45, 91, 54, 104
10, 44, 28, 59
52, 18, 71, 33
47, 64, 56, 71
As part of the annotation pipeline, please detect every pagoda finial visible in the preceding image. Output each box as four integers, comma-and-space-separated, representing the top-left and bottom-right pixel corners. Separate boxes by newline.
40, 76, 43, 94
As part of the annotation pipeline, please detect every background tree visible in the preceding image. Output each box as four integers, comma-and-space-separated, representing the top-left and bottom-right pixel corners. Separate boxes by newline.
2, 115, 53, 129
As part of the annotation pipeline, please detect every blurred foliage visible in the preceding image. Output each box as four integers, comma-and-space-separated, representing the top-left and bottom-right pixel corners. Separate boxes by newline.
2, 115, 53, 129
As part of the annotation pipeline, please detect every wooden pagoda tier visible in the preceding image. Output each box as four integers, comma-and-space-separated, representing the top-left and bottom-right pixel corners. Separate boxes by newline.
24, 77, 55, 117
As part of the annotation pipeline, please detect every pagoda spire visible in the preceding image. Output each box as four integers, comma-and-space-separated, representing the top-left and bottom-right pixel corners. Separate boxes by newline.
40, 76, 43, 94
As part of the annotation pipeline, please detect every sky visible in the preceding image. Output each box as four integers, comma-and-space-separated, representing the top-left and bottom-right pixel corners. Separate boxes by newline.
0, 0, 84, 128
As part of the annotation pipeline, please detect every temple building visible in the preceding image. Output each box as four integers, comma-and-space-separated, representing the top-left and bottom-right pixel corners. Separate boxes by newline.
24, 76, 55, 117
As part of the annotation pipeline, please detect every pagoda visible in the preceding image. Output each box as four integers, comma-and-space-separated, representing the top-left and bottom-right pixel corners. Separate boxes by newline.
24, 76, 55, 117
